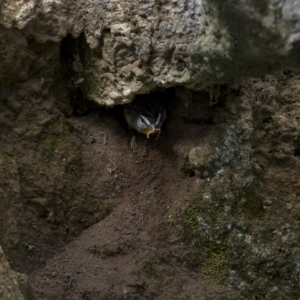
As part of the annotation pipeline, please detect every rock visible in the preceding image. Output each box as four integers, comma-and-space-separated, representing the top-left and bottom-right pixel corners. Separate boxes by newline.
109, 91, 122, 100
0, 245, 26, 300
2, 1, 300, 299
174, 73, 300, 299
122, 89, 132, 97
2, 1, 300, 105
189, 146, 215, 175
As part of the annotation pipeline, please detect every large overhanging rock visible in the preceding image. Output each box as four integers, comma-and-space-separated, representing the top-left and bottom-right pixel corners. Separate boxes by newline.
1, 0, 300, 105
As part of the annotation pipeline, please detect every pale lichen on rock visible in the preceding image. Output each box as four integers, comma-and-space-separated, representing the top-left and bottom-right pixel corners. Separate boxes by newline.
2, 0, 300, 105
175, 73, 300, 299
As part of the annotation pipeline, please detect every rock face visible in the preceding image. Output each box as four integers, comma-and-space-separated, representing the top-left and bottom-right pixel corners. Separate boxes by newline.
0, 245, 26, 300
174, 72, 300, 299
1, 0, 300, 105
2, 1, 300, 300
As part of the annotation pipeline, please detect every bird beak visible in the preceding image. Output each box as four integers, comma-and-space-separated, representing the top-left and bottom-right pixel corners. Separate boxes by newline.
143, 129, 160, 139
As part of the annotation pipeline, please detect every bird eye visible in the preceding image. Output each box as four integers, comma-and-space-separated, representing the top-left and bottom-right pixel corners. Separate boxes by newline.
140, 116, 147, 124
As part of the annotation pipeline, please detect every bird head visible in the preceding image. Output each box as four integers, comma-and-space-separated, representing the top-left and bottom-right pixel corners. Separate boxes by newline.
137, 114, 163, 140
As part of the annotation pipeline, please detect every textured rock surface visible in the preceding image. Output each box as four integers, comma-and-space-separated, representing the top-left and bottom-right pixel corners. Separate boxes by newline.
2, 0, 300, 299
0, 34, 112, 274
0, 245, 26, 300
174, 71, 300, 299
2, 1, 300, 105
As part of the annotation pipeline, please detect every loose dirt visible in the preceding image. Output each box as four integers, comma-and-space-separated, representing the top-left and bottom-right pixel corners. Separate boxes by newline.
27, 104, 238, 299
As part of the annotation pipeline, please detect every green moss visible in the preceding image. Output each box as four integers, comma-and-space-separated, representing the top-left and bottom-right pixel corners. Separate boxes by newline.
175, 167, 300, 298
175, 179, 263, 292
202, 245, 229, 284
187, 215, 198, 235
142, 261, 158, 279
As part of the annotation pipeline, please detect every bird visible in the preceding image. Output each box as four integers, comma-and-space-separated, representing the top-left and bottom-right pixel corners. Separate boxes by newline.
123, 94, 166, 151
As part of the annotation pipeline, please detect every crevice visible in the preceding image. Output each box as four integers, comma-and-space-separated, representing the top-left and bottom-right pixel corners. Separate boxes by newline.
294, 137, 300, 157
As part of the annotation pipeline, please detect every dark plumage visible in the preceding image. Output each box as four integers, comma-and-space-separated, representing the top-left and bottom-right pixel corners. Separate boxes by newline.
123, 94, 166, 150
